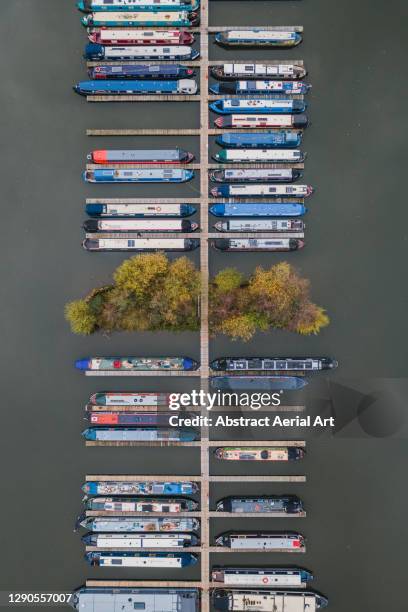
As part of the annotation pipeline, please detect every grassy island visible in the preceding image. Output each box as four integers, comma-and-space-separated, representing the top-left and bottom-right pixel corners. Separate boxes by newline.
65, 253, 329, 341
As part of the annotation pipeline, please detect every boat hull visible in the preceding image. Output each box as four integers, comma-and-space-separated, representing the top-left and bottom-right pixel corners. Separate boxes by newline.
211, 63, 307, 80
210, 203, 307, 218
216, 131, 302, 149
83, 168, 194, 182
82, 480, 198, 495
85, 203, 196, 218
75, 356, 199, 371
214, 447, 305, 461
82, 237, 200, 252
209, 169, 301, 183
82, 11, 200, 27
84, 496, 198, 512
84, 43, 200, 61
82, 427, 198, 441
76, 79, 198, 96
210, 357, 338, 372
78, 516, 200, 532
85, 551, 198, 568
215, 32, 302, 48
89, 64, 194, 79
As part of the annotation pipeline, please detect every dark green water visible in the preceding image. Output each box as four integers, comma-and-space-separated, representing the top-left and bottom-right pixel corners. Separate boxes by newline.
1, 0, 408, 609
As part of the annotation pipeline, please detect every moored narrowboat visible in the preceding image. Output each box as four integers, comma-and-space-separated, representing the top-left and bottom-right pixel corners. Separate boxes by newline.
83, 168, 194, 182
214, 447, 305, 461
212, 589, 328, 611
210, 99, 306, 115
84, 43, 199, 61
85, 203, 196, 218
209, 376, 308, 391
215, 532, 306, 550
210, 184, 313, 198
210, 357, 338, 372
78, 0, 199, 13
213, 238, 304, 252
211, 63, 307, 80
85, 411, 189, 426
210, 203, 307, 218
85, 551, 198, 568
211, 567, 313, 587
88, 148, 194, 164
83, 219, 198, 233
82, 237, 199, 252
89, 63, 194, 80
216, 131, 302, 149
89, 392, 171, 405
216, 496, 304, 515
84, 496, 198, 512
214, 219, 305, 232
210, 82, 309, 95
82, 533, 199, 547
214, 115, 308, 129
88, 28, 195, 45
75, 356, 199, 371
215, 30, 302, 48
213, 149, 304, 164
82, 480, 198, 496
75, 79, 198, 96
70, 587, 200, 612
78, 516, 199, 532
82, 427, 198, 441
209, 169, 301, 184
81, 11, 199, 27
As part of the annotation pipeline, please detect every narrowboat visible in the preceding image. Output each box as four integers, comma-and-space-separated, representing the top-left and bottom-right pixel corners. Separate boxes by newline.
82, 533, 199, 547
209, 376, 308, 391
75, 357, 199, 371
214, 235, 288, 250
75, 79, 198, 96
214, 115, 308, 129
85, 203, 196, 218
85, 551, 198, 568
212, 589, 328, 611
81, 11, 199, 27
210, 358, 338, 372
214, 219, 305, 232
82, 427, 198, 441
70, 587, 200, 612
216, 131, 302, 149
210, 99, 306, 115
210, 203, 307, 218
215, 30, 302, 48
214, 447, 305, 461
82, 480, 198, 496
83, 168, 194, 182
211, 567, 313, 587
89, 392, 172, 405
210, 184, 313, 198
209, 169, 301, 184
210, 82, 309, 96
88, 148, 194, 164
88, 28, 195, 45
215, 532, 305, 551
216, 496, 304, 515
84, 43, 199, 61
77, 516, 200, 532
82, 237, 199, 252
213, 238, 304, 253
84, 496, 198, 512
85, 411, 190, 425
211, 63, 307, 80
83, 219, 198, 233
89, 64, 194, 80
213, 149, 304, 164
78, 1, 199, 13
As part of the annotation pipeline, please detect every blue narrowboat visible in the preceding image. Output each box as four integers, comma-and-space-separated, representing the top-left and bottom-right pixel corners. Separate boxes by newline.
83, 168, 194, 183
84, 43, 200, 61
210, 99, 306, 115
82, 11, 199, 27
209, 203, 307, 218
77, 0, 199, 12
216, 131, 302, 149
210, 376, 308, 391
85, 551, 198, 568
70, 587, 200, 612
88, 64, 194, 80
74, 79, 197, 96
82, 427, 199, 441
82, 480, 199, 496
85, 203, 196, 218
215, 30, 302, 48
210, 81, 309, 95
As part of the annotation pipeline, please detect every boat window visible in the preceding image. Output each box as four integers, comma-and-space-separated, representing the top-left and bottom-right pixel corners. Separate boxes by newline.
128, 240, 135, 247
163, 48, 171, 52
111, 559, 122, 564
134, 603, 146, 610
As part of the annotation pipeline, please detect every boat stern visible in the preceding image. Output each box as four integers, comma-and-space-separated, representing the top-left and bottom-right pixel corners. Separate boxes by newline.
84, 43, 104, 60
85, 203, 105, 217
180, 204, 196, 217
209, 204, 226, 217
